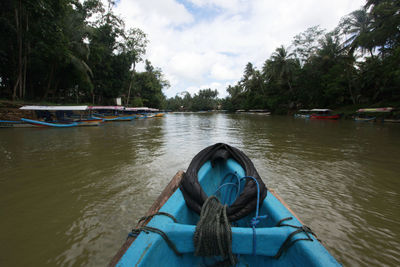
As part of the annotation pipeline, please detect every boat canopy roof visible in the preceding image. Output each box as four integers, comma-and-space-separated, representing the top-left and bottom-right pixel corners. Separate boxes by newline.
20, 105, 88, 111
248, 109, 270, 112
88, 106, 125, 110
298, 109, 311, 112
357, 107, 394, 113
310, 109, 332, 112
125, 107, 159, 112
20, 105, 160, 112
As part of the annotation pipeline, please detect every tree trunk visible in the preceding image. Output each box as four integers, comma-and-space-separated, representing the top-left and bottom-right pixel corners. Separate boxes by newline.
22, 11, 29, 99
43, 64, 55, 100
348, 83, 356, 104
126, 62, 136, 106
287, 80, 293, 94
12, 76, 20, 101
18, 0, 23, 99
12, 6, 21, 101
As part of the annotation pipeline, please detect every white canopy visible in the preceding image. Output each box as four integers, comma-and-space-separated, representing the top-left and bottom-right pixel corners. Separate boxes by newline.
20, 105, 88, 111
357, 107, 394, 113
310, 109, 332, 112
125, 107, 159, 112
88, 106, 125, 110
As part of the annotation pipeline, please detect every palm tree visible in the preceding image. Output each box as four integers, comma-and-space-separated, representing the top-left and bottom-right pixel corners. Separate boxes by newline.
239, 62, 255, 93
42, 4, 94, 100
318, 32, 345, 60
264, 46, 299, 92
339, 8, 374, 57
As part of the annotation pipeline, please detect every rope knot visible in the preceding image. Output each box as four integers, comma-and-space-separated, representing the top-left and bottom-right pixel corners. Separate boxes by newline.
250, 215, 267, 227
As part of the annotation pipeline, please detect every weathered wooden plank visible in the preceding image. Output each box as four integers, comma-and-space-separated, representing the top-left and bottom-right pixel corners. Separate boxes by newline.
109, 171, 185, 267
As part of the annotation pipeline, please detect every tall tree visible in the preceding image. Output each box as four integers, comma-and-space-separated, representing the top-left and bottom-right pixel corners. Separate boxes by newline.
264, 46, 299, 93
123, 28, 148, 105
292, 26, 325, 64
339, 8, 374, 57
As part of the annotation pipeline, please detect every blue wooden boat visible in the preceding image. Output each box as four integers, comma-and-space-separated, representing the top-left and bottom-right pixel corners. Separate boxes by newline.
354, 116, 376, 122
354, 107, 396, 122
111, 144, 340, 266
19, 105, 101, 127
21, 118, 78, 127
294, 109, 311, 118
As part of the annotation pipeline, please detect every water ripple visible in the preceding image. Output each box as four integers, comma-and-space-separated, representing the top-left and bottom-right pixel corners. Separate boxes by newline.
0, 114, 399, 266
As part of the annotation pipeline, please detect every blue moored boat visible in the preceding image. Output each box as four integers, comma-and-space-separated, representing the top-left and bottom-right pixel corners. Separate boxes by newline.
111, 144, 340, 266
21, 118, 79, 127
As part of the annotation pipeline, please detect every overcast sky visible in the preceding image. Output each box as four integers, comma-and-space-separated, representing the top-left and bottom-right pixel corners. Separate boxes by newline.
114, 0, 365, 98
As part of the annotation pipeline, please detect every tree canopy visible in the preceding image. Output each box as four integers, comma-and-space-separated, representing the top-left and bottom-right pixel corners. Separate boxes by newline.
0, 0, 167, 108
219, 0, 400, 113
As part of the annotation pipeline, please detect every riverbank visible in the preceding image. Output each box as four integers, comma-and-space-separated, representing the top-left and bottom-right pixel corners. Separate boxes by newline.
2, 99, 399, 120
0, 100, 33, 120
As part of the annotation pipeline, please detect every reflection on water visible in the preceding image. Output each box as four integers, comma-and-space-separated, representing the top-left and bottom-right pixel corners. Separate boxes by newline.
0, 114, 399, 266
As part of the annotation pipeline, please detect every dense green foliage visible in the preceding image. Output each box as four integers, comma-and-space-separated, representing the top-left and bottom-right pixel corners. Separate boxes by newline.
220, 0, 400, 113
0, 0, 167, 107
166, 89, 219, 111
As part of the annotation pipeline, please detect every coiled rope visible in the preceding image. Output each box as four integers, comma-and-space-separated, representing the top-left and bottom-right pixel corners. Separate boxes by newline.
193, 196, 237, 266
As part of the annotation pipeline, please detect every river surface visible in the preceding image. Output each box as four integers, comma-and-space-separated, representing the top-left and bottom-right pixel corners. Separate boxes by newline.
0, 113, 399, 266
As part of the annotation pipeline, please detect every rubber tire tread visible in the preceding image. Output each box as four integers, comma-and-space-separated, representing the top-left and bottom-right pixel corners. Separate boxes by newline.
180, 143, 268, 222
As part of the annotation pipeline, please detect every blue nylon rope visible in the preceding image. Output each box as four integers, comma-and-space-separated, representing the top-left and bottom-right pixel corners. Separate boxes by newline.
214, 173, 267, 256
240, 176, 267, 255
216, 173, 242, 205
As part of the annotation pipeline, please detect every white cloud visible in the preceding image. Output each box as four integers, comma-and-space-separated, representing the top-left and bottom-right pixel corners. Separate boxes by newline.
187, 0, 246, 14
114, 0, 365, 98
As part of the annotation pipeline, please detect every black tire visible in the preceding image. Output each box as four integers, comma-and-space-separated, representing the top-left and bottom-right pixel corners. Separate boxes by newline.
180, 143, 268, 222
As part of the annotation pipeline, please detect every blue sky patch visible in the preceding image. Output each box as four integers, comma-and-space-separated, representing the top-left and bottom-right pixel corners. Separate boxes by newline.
177, 0, 222, 22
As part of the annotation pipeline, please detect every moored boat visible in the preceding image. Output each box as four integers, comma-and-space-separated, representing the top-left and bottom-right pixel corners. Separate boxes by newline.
154, 112, 165, 117
294, 109, 312, 118
310, 109, 340, 120
89, 106, 134, 121
354, 109, 376, 122
124, 107, 160, 118
354, 116, 376, 122
76, 118, 103, 126
355, 107, 399, 123
21, 118, 79, 127
19, 105, 102, 127
111, 143, 340, 266
248, 109, 271, 115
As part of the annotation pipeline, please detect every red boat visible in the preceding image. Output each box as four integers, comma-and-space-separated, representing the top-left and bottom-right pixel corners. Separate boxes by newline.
310, 109, 340, 120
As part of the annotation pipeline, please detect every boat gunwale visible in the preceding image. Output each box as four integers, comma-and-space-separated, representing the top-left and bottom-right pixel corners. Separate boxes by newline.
109, 170, 314, 266
109, 171, 185, 267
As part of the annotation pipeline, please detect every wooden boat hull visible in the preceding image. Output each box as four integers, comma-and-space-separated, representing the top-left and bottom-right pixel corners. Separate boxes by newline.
294, 114, 310, 118
76, 119, 103, 126
93, 115, 134, 121
21, 118, 78, 127
112, 158, 339, 266
354, 117, 376, 122
384, 119, 400, 123
310, 114, 340, 120
116, 115, 135, 121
